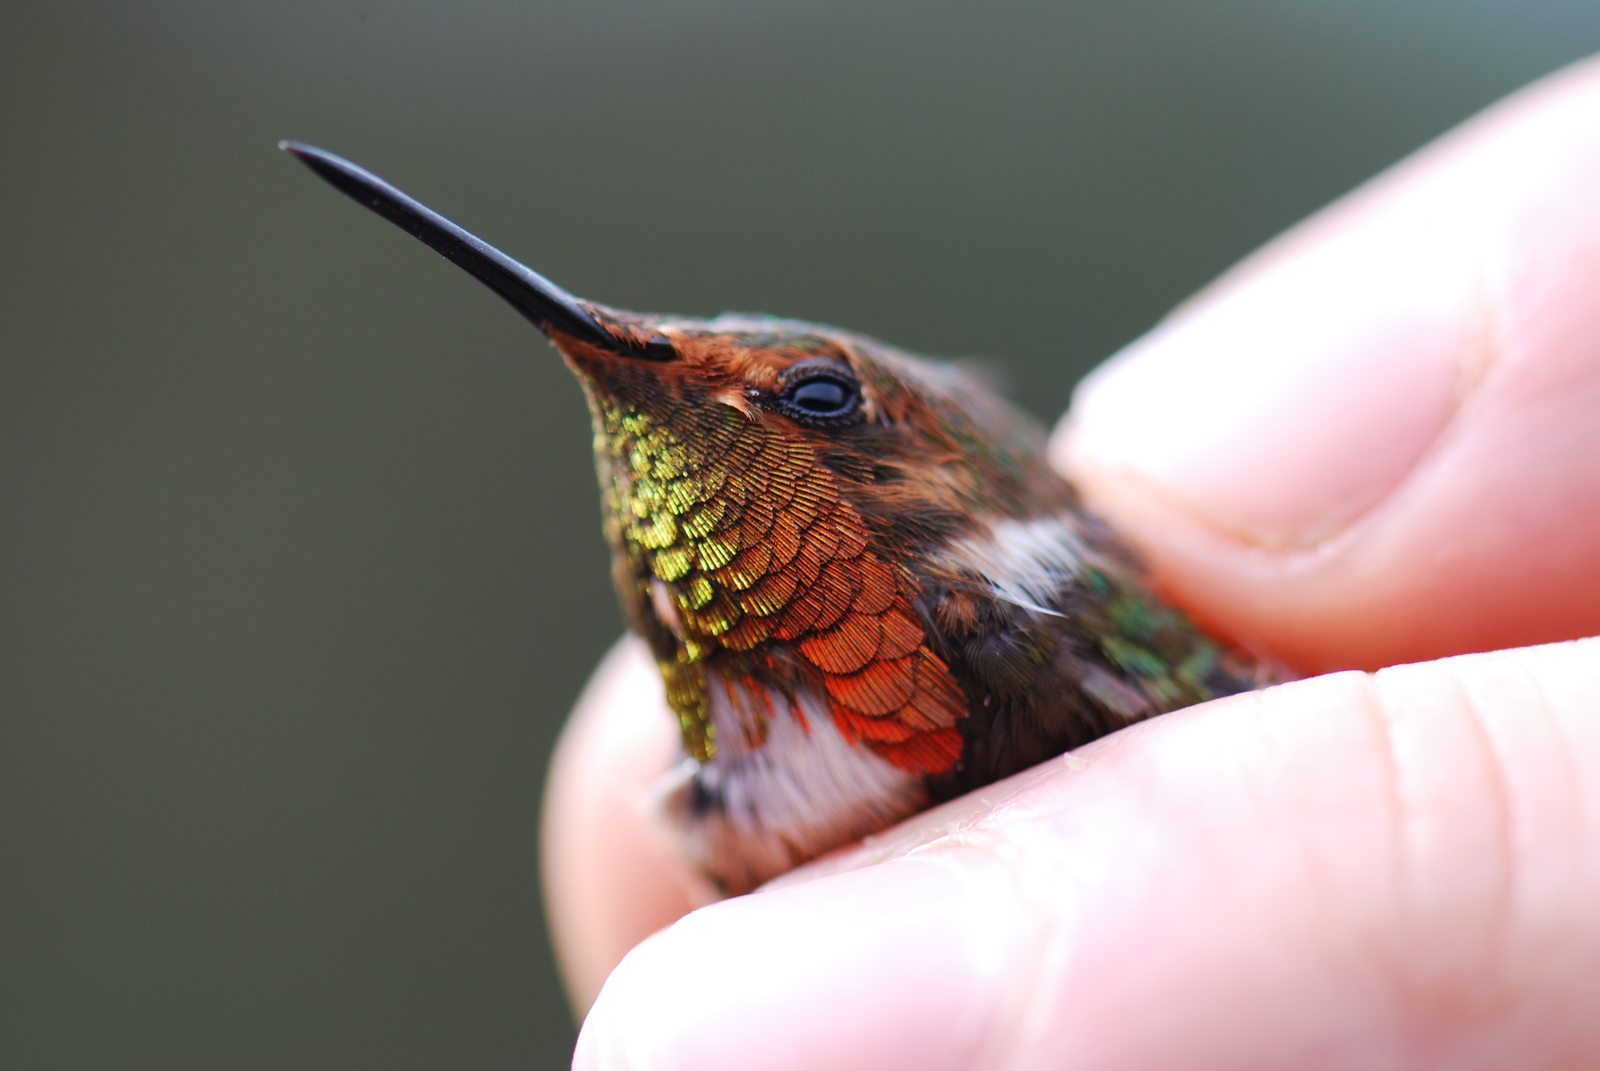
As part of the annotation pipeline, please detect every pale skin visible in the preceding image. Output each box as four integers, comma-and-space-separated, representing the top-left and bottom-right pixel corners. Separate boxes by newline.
544, 56, 1600, 1070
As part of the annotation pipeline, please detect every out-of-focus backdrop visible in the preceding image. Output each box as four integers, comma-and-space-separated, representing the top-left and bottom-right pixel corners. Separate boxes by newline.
2, 1, 1597, 1066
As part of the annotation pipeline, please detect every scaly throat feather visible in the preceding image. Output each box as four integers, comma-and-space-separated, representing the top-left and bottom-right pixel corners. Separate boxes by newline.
576, 348, 968, 777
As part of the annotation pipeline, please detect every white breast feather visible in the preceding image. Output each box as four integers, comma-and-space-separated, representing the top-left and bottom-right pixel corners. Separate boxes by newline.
664, 672, 926, 894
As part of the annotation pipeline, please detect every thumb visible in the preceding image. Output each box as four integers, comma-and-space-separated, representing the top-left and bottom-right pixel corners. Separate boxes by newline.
1055, 57, 1600, 673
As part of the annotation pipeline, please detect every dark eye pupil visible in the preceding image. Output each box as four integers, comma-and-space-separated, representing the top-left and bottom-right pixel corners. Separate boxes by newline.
789, 377, 851, 413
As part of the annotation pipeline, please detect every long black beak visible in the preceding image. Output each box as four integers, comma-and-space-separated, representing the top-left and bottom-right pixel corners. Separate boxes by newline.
280, 141, 674, 359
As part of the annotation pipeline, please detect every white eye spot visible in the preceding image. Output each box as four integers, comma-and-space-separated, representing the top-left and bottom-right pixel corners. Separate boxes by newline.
714, 388, 759, 418
650, 578, 685, 636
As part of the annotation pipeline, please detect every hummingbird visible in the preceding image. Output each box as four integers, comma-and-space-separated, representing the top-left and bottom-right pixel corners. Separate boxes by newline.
283, 142, 1265, 895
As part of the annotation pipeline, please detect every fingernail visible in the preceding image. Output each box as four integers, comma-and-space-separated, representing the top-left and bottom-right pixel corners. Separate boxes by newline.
1057, 222, 1482, 549
573, 855, 1024, 1071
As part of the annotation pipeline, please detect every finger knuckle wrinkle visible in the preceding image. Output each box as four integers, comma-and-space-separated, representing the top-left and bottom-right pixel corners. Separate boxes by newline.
1370, 656, 1524, 1027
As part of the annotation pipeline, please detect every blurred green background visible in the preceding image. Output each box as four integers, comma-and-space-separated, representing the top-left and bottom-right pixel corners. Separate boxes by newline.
2, 1, 1597, 1066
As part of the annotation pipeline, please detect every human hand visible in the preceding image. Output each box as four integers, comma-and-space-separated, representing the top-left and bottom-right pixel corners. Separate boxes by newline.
545, 56, 1600, 1070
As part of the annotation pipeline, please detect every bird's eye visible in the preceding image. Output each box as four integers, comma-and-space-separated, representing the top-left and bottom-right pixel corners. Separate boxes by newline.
775, 365, 863, 426
788, 376, 852, 413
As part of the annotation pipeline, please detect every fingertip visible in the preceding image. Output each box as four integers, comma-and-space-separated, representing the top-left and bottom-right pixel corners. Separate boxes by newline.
575, 856, 1027, 1071
1052, 57, 1600, 670
541, 635, 702, 1013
